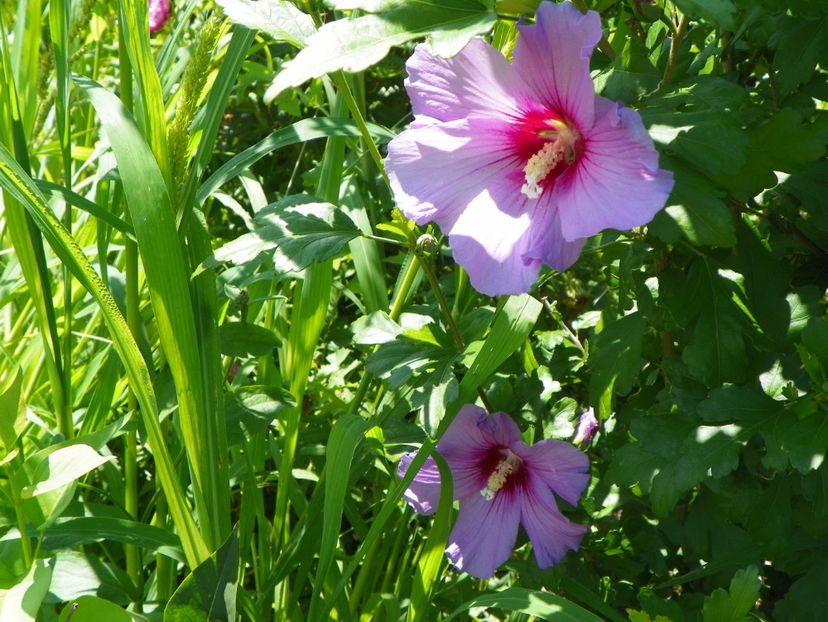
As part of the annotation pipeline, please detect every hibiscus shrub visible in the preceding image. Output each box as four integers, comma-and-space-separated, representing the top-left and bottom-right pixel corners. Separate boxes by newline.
0, 0, 825, 621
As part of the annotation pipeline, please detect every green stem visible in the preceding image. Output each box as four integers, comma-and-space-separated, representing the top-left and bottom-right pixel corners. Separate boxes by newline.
348, 254, 421, 417
414, 249, 494, 412
119, 19, 141, 604
662, 13, 690, 86
7, 457, 32, 569
331, 71, 390, 190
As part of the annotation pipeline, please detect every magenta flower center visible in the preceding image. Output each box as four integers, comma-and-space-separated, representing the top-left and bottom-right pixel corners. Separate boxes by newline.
480, 448, 522, 501
514, 112, 581, 200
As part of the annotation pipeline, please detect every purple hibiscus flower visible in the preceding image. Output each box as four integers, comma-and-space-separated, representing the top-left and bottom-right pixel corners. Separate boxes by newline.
397, 405, 589, 578
385, 1, 674, 296
149, 0, 171, 34
573, 406, 599, 446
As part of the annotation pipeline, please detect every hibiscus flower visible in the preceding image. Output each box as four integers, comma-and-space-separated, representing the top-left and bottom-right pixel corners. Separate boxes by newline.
397, 405, 589, 579
385, 1, 674, 296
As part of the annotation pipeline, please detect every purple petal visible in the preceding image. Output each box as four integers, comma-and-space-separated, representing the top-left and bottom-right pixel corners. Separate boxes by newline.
385, 117, 517, 230
513, 2, 602, 132
446, 181, 541, 296
438, 407, 524, 498
405, 40, 530, 123
555, 100, 674, 241
573, 407, 599, 445
446, 489, 521, 578
519, 473, 587, 568
514, 438, 589, 506
396, 453, 441, 516
522, 194, 586, 272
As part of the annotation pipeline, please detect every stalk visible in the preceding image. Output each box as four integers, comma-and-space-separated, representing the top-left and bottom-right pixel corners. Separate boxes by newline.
118, 16, 142, 601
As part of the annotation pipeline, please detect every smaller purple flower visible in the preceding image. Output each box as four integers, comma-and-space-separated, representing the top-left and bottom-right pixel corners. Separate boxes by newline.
149, 0, 171, 34
573, 407, 598, 446
397, 405, 589, 578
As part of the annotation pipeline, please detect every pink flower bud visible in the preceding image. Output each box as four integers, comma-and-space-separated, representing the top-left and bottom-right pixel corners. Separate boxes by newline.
149, 0, 171, 34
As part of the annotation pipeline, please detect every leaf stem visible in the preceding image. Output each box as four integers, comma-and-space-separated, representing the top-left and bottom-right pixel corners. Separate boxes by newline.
662, 13, 690, 86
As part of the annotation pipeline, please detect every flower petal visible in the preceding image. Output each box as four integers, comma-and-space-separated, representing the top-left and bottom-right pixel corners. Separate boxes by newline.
522, 194, 586, 272
397, 453, 442, 516
405, 40, 529, 123
447, 184, 541, 296
514, 439, 589, 506
555, 100, 674, 241
385, 117, 517, 230
513, 2, 602, 131
519, 473, 587, 568
446, 489, 521, 578
438, 407, 524, 498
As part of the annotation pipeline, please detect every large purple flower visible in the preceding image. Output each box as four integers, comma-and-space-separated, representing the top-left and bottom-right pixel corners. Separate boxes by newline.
385, 1, 674, 296
397, 405, 589, 579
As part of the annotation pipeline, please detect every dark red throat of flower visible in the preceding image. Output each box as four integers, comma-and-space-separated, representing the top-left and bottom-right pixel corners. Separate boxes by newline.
480, 448, 524, 501
514, 110, 582, 199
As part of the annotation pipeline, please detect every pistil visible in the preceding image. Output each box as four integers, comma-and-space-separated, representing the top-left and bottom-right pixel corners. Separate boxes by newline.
520, 121, 580, 199
480, 449, 521, 501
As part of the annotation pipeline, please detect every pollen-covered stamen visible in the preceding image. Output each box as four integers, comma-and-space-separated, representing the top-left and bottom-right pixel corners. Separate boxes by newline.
520, 121, 580, 199
480, 449, 521, 501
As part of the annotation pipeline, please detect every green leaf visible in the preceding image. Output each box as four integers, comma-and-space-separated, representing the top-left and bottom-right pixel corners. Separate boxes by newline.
215, 0, 315, 47
771, 12, 828, 95
671, 0, 736, 30
589, 312, 646, 401
0, 365, 23, 461
459, 294, 542, 401
265, 0, 496, 100
672, 124, 748, 178
58, 596, 134, 622
207, 196, 360, 272
408, 452, 453, 622
351, 311, 404, 345
197, 118, 393, 204
43, 517, 182, 561
219, 321, 281, 357
676, 260, 747, 386
21, 445, 113, 498
713, 109, 828, 200
0, 559, 53, 622
655, 160, 736, 248
774, 559, 828, 622
308, 415, 371, 619
164, 531, 239, 622
702, 566, 760, 622
47, 551, 132, 606
444, 587, 605, 622
609, 415, 742, 516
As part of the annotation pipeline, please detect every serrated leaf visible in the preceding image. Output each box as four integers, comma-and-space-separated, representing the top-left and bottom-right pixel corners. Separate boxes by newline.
351, 311, 403, 345
266, 0, 495, 99
702, 566, 760, 622
215, 0, 315, 47
771, 13, 828, 95
208, 196, 360, 272
672, 124, 748, 177
610, 415, 742, 516
588, 312, 646, 401
671, 0, 736, 30
658, 161, 736, 248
